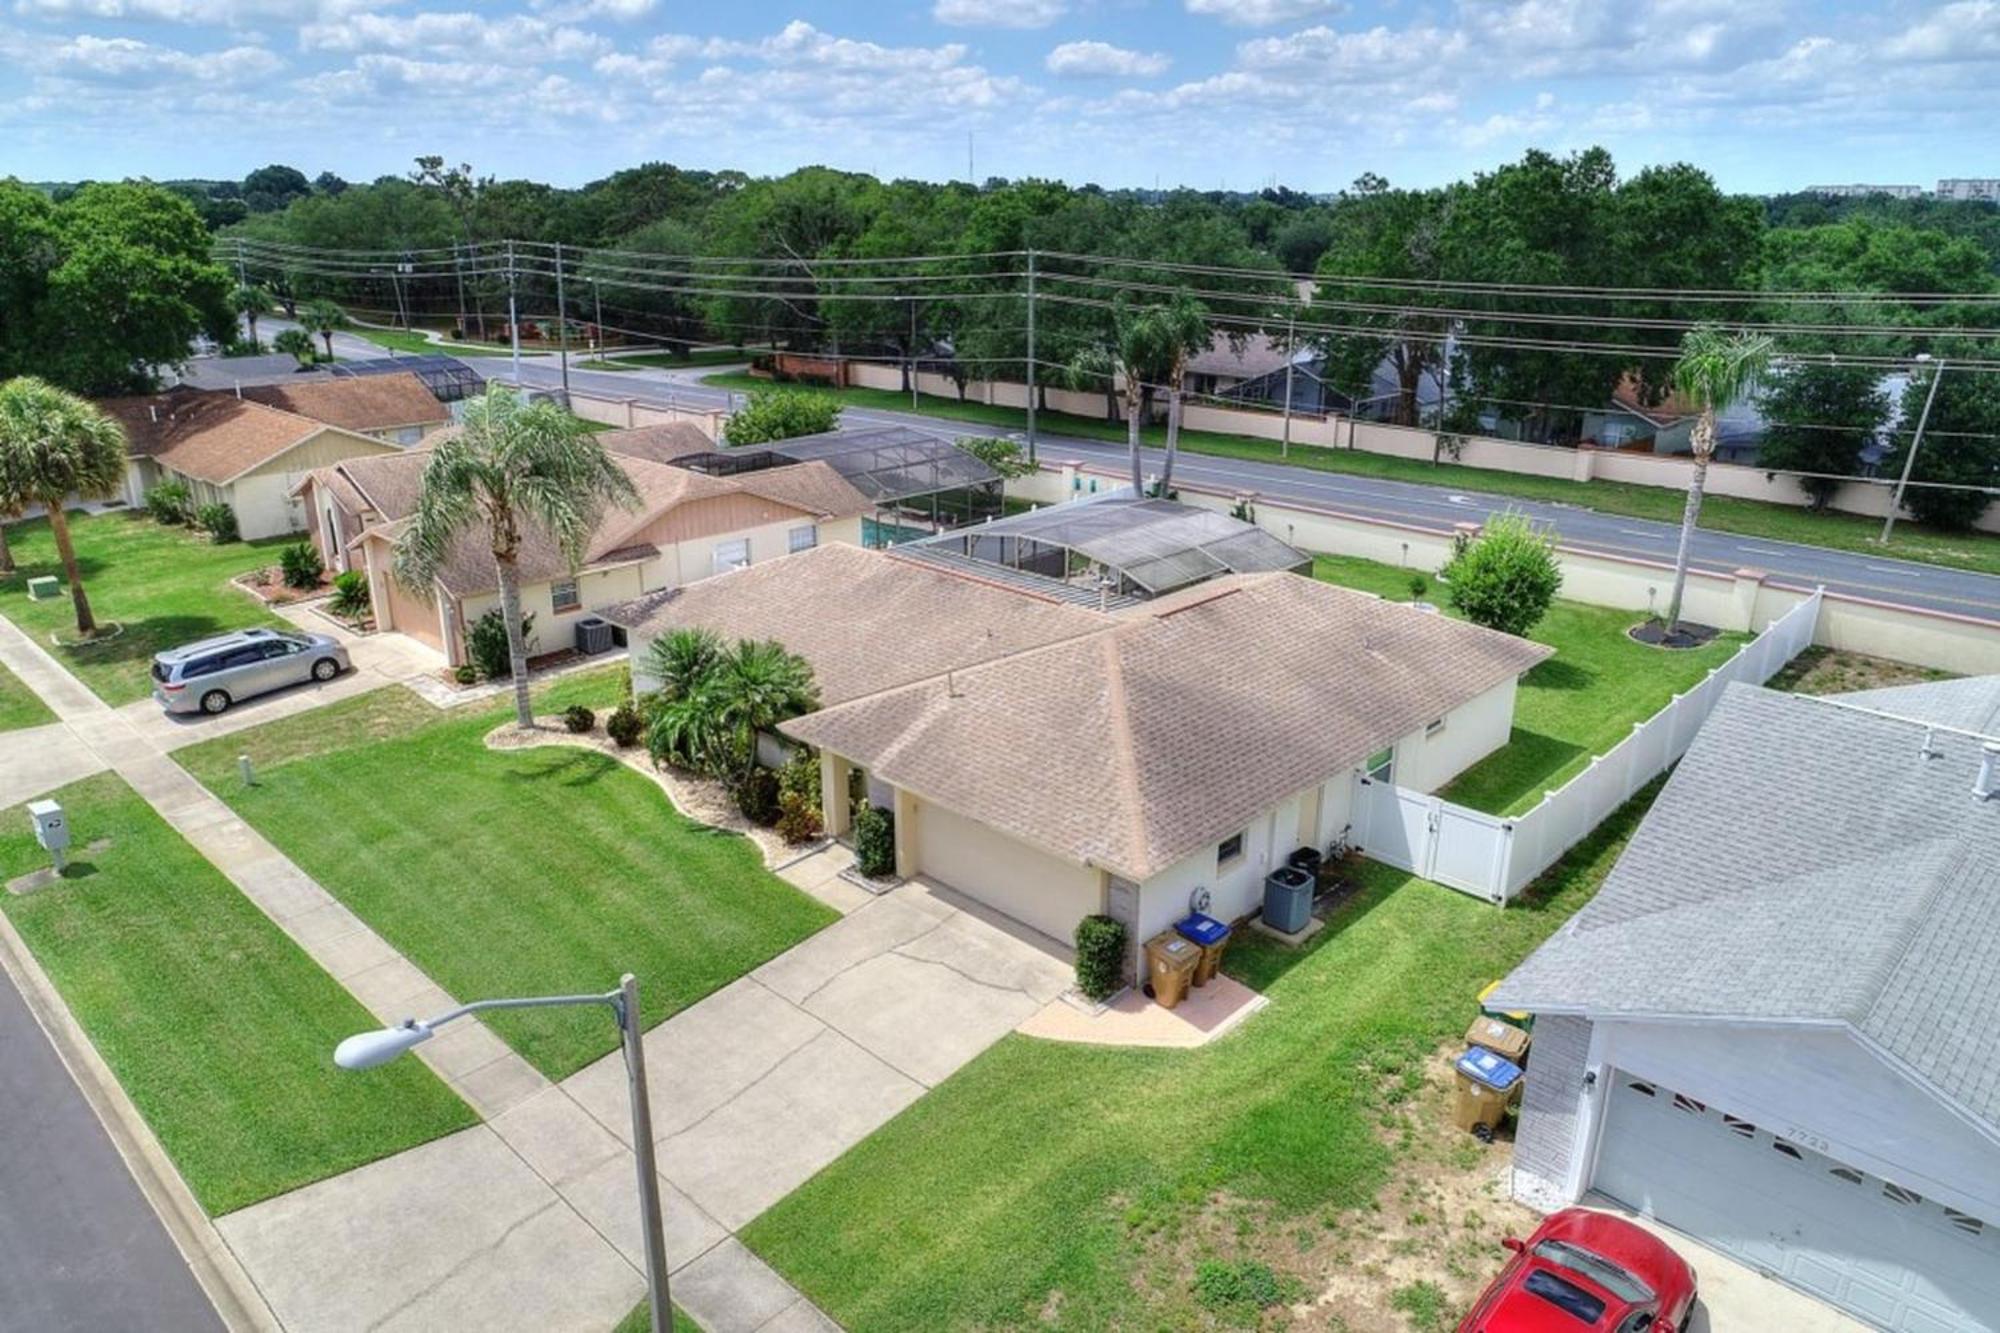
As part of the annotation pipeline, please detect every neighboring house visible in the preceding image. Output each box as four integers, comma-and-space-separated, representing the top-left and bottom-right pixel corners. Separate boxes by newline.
1182, 332, 1297, 399
101, 387, 403, 539
1492, 678, 2000, 1333
1580, 370, 1910, 469
296, 422, 873, 665
241, 372, 450, 445
606, 538, 1547, 964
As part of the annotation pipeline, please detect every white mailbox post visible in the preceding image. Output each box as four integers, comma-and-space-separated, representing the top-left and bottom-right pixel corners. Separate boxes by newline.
28, 799, 69, 873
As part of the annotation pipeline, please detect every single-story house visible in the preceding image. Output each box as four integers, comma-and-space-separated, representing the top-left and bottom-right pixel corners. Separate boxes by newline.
297, 422, 874, 665
101, 387, 405, 539
1492, 678, 2000, 1333
606, 540, 1548, 965
241, 372, 450, 445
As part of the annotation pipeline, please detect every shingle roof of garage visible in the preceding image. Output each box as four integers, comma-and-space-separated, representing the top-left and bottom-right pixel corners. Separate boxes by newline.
1492, 682, 2000, 1136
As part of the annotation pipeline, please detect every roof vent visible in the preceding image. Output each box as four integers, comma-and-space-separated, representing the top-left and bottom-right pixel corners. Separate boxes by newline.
1976, 742, 2000, 803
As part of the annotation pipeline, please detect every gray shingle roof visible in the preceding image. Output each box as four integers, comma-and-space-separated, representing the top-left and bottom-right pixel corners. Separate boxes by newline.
1492, 682, 2000, 1134
1835, 675, 2000, 739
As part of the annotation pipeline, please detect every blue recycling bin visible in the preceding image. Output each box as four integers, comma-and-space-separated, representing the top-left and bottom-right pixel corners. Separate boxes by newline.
1175, 912, 1231, 986
1453, 1046, 1523, 1135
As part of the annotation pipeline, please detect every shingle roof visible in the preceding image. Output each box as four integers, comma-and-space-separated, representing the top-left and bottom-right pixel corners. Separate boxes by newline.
100, 389, 342, 484
1492, 683, 2000, 1135
241, 373, 447, 433
779, 571, 1548, 880
1836, 675, 2000, 739
599, 422, 715, 465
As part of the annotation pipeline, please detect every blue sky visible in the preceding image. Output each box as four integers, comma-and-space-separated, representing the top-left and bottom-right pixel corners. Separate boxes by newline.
1, 1, 1995, 193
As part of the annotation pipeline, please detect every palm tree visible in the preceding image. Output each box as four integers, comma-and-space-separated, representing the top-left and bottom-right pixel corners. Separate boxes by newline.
1111, 296, 1167, 493
1662, 325, 1773, 634
394, 386, 639, 729
705, 639, 819, 782
644, 627, 723, 701
0, 378, 127, 636
230, 283, 273, 348
272, 328, 315, 369
301, 299, 347, 361
1152, 294, 1211, 495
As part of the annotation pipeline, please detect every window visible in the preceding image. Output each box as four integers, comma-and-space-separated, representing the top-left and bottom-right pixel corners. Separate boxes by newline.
1217, 831, 1245, 868
1364, 747, 1394, 782
1424, 717, 1446, 738
713, 539, 751, 575
788, 525, 817, 554
1522, 1270, 1606, 1325
551, 579, 581, 614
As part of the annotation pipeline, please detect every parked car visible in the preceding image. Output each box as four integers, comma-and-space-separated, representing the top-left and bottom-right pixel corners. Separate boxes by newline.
1458, 1208, 1697, 1333
152, 628, 350, 716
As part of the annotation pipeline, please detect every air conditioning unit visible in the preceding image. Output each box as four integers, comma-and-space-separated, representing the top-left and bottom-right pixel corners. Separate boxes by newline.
574, 616, 614, 655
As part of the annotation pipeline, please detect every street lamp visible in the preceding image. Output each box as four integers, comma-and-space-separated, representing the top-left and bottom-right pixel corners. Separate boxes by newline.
335, 974, 672, 1332
1881, 352, 1945, 545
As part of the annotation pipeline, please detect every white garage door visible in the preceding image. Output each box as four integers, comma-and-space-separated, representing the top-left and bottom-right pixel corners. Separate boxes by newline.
1593, 1072, 2000, 1332
913, 798, 1091, 945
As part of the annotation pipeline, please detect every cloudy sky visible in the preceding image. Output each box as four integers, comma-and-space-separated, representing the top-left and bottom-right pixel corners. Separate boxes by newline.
1, 0, 1995, 193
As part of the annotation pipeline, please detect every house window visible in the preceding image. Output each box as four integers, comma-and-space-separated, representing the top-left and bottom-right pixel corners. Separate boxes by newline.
1365, 747, 1394, 782
1424, 717, 1446, 738
713, 539, 751, 575
1217, 831, 1245, 869
788, 524, 817, 554
551, 579, 581, 614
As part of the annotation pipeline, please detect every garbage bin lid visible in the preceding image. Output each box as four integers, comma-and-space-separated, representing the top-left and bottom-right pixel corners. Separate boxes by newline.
1454, 1046, 1522, 1092
1175, 912, 1230, 946
1287, 846, 1322, 867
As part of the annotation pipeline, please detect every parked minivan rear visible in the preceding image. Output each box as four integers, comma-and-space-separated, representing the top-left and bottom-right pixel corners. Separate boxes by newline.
152, 627, 350, 716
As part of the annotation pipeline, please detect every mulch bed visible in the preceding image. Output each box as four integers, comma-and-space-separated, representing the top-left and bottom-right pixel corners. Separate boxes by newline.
1627, 618, 1720, 650
434, 648, 586, 691
232, 569, 331, 605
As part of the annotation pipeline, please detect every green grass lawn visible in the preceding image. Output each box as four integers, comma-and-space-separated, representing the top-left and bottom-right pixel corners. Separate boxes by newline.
612, 1301, 703, 1332
0, 656, 54, 731
349, 326, 545, 358
0, 773, 475, 1215
599, 348, 756, 371
1311, 553, 1747, 814
744, 779, 1657, 1331
0, 511, 292, 705
703, 372, 2000, 577
177, 674, 837, 1080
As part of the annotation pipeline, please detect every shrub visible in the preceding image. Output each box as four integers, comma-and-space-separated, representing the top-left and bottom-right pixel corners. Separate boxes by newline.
1439, 510, 1561, 637
196, 502, 238, 543
453, 663, 478, 685
853, 803, 895, 878
733, 765, 781, 825
279, 541, 323, 590
329, 569, 370, 623
1407, 572, 1429, 601
957, 435, 1035, 480
467, 608, 533, 680
1192, 1260, 1300, 1316
562, 704, 595, 734
775, 790, 823, 844
1073, 915, 1127, 1001
146, 481, 191, 525
605, 703, 644, 748
722, 388, 840, 446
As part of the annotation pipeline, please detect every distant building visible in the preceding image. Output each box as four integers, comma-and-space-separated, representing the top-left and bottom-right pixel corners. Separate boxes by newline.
1937, 178, 2000, 203
1805, 183, 1927, 199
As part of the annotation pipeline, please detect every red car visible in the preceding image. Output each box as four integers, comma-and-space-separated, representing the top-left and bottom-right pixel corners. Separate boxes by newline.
1458, 1208, 1698, 1333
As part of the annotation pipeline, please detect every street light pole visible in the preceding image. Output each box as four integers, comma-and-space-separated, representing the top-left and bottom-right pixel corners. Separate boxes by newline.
555, 241, 572, 402
1881, 354, 1944, 545
334, 975, 671, 1331
506, 239, 522, 385
1281, 313, 1296, 460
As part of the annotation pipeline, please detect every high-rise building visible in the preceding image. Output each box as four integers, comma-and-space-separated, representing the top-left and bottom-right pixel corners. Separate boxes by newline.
1804, 184, 1927, 198
1936, 178, 2000, 202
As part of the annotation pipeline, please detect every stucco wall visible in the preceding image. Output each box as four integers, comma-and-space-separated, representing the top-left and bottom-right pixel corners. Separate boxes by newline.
460, 561, 649, 657
1386, 676, 1518, 793
223, 470, 310, 540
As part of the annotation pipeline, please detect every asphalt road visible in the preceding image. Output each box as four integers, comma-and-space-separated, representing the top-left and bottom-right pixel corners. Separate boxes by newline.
425, 345, 2000, 624
0, 962, 223, 1333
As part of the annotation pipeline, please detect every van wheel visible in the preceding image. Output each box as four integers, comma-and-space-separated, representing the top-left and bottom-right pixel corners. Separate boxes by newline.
200, 689, 231, 715
311, 657, 339, 681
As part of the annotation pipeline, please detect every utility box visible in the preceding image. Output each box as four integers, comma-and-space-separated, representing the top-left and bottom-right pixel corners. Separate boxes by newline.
28, 799, 69, 854
26, 575, 60, 601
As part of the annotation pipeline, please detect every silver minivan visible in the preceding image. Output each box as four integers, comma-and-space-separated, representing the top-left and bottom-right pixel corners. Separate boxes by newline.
151, 628, 351, 716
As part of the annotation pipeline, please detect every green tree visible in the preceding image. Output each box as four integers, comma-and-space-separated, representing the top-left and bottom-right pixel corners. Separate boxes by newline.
1311, 182, 1450, 427
0, 377, 128, 634
1664, 325, 1773, 632
1755, 364, 1888, 511
241, 164, 311, 214
644, 627, 724, 702
1150, 293, 1211, 494
1439, 511, 1562, 637
723, 389, 840, 446
272, 328, 316, 368
394, 386, 639, 729
703, 639, 819, 782
231, 282, 273, 347
301, 299, 346, 360
1884, 368, 2000, 531
956, 436, 1034, 480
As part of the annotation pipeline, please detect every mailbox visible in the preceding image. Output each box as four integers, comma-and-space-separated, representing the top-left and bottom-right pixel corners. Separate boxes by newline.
28, 799, 69, 854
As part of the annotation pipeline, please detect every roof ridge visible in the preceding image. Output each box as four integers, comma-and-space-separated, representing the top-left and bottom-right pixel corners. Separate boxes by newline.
1778, 684, 2000, 744
1855, 839, 1974, 1029
1098, 632, 1150, 879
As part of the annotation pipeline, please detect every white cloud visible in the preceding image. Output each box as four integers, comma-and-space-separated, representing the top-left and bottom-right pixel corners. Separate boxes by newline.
1185, 0, 1344, 26
12, 0, 378, 19
527, 0, 653, 19
933, 0, 1065, 28
710, 21, 969, 72
48, 31, 280, 82
1883, 0, 2000, 61
300, 12, 607, 63
1045, 40, 1168, 77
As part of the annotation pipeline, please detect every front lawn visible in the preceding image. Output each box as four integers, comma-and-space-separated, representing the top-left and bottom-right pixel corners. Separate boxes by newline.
0, 656, 54, 731
176, 675, 837, 1080
0, 511, 292, 705
1312, 554, 1747, 814
0, 773, 475, 1215
744, 781, 1657, 1331
348, 325, 543, 358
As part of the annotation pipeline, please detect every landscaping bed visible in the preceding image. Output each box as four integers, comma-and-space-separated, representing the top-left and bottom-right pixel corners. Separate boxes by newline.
743, 781, 1659, 1331
0, 773, 475, 1215
176, 673, 836, 1080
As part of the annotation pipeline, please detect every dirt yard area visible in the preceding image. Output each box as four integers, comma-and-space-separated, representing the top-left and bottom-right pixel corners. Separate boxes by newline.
1765, 645, 1955, 696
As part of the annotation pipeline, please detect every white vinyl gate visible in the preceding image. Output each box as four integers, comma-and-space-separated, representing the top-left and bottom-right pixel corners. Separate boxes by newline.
1353, 780, 1512, 898
1593, 1073, 2000, 1332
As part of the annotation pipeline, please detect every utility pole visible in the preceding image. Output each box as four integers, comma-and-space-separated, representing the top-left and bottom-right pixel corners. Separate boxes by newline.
1881, 354, 1945, 544
909, 301, 919, 409
1025, 249, 1038, 464
389, 254, 412, 332
1281, 312, 1296, 459
505, 240, 522, 383
591, 277, 604, 352
555, 241, 571, 401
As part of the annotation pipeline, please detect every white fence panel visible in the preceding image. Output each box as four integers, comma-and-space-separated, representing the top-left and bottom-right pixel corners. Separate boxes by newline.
1430, 803, 1513, 898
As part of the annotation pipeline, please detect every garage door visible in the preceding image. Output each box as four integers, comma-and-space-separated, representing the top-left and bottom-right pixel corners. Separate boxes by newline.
1593, 1072, 2000, 1332
912, 798, 1092, 945
383, 575, 445, 654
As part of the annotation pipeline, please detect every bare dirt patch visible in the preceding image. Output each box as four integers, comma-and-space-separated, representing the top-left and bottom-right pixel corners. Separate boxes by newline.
1765, 645, 1955, 696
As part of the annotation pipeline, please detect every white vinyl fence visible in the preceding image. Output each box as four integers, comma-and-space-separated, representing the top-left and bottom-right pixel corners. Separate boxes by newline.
1356, 588, 1825, 903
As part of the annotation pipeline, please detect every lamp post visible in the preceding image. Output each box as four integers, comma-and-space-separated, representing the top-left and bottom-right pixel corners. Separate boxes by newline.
335, 974, 671, 1332
1881, 353, 1944, 545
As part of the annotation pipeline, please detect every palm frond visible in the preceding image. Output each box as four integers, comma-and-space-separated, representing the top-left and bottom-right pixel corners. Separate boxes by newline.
1671, 324, 1776, 410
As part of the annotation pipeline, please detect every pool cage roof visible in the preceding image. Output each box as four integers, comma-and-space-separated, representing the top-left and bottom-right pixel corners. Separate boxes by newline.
767, 426, 1001, 504
330, 355, 484, 404
908, 495, 1312, 599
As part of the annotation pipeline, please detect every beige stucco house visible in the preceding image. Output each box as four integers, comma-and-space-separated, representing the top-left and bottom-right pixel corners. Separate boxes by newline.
606, 541, 1548, 967
297, 423, 873, 665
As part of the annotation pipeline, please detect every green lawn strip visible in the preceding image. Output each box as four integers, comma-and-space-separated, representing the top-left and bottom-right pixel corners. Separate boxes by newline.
612, 1301, 704, 1332
744, 782, 1657, 1330
349, 326, 545, 358
0, 772, 475, 1215
176, 676, 835, 1080
1311, 554, 1746, 814
600, 348, 756, 370
0, 655, 54, 730
700, 372, 2000, 577
0, 511, 294, 705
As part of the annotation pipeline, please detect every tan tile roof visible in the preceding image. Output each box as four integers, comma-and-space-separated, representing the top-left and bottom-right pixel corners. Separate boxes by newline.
241, 373, 448, 433
730, 461, 872, 520
99, 388, 331, 484
781, 570, 1551, 879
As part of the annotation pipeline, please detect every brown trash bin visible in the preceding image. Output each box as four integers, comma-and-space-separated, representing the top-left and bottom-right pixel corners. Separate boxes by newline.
1465, 1016, 1532, 1065
1145, 932, 1201, 1010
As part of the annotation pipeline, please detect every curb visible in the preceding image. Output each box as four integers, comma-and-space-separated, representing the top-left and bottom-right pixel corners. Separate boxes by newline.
0, 911, 280, 1333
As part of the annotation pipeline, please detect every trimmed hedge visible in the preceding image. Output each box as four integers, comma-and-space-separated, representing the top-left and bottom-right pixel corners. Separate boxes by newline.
1072, 915, 1127, 1001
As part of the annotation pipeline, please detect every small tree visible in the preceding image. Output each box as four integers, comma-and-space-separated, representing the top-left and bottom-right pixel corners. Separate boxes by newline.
957, 435, 1034, 480
301, 299, 347, 361
273, 328, 316, 368
1755, 363, 1886, 512
329, 569, 370, 624
0, 377, 127, 635
1883, 369, 1999, 531
1073, 915, 1127, 1001
1663, 325, 1772, 632
722, 389, 840, 446
1439, 511, 1562, 637
853, 804, 896, 878
231, 282, 273, 348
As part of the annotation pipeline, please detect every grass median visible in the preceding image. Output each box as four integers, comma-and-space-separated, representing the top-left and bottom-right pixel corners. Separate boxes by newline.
0, 657, 54, 731
0, 773, 475, 1215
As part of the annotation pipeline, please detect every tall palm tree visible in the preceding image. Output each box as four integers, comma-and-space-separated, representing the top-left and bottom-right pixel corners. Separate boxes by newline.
1111, 296, 1167, 493
395, 386, 639, 729
301, 299, 347, 361
1662, 325, 1773, 633
1152, 294, 1211, 495
230, 283, 273, 348
0, 378, 127, 635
